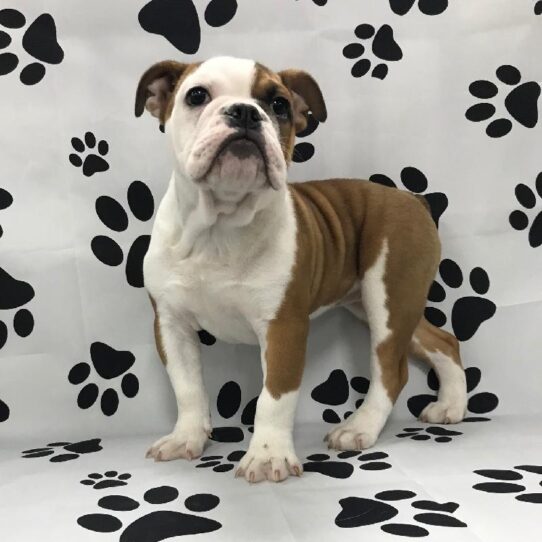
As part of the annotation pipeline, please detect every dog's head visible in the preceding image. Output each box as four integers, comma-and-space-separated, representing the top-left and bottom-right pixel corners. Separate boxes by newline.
135, 57, 326, 199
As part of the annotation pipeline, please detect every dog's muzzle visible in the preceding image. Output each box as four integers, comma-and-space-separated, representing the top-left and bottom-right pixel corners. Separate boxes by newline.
187, 101, 286, 191
219, 103, 265, 161
201, 103, 273, 186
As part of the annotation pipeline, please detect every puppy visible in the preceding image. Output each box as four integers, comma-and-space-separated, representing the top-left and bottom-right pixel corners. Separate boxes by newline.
135, 56, 467, 483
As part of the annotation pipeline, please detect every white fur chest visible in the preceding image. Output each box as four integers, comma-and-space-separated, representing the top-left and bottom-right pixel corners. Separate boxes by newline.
155, 256, 261, 344
144, 177, 297, 345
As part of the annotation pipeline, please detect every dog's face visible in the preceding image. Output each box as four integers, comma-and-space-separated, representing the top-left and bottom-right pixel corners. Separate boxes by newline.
135, 57, 327, 200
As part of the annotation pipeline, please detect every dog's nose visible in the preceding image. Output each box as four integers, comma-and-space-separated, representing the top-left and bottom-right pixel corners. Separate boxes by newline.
223, 103, 262, 130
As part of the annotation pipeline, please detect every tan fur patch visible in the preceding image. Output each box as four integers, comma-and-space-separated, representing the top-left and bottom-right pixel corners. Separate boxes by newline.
164, 62, 201, 123
411, 317, 461, 367
278, 69, 327, 131
376, 340, 409, 403
265, 179, 441, 400
135, 61, 200, 125
264, 317, 309, 398
251, 63, 297, 162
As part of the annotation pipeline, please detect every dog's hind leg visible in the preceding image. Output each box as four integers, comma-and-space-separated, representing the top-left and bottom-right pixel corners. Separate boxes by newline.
327, 238, 425, 450
344, 307, 467, 424
410, 318, 467, 424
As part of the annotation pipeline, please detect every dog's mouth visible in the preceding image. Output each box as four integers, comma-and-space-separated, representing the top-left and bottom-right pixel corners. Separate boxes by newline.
199, 130, 271, 185
218, 135, 263, 161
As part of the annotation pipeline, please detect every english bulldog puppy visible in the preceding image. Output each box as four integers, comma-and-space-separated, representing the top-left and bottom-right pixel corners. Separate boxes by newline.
135, 56, 467, 483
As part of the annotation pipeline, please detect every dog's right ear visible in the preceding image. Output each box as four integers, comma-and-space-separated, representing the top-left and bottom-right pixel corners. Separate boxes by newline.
135, 61, 191, 123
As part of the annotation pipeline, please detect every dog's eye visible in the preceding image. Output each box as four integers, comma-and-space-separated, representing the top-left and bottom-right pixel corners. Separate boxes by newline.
271, 97, 290, 118
186, 87, 210, 107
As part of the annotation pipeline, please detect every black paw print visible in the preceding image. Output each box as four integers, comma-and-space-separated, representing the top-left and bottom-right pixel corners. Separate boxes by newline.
0, 187, 13, 238
535, 1, 542, 15
0, 397, 9, 422
311, 369, 369, 423
91, 181, 154, 288
396, 426, 463, 443
304, 450, 391, 479
425, 259, 497, 341
293, 112, 320, 163
474, 466, 542, 504
139, 0, 238, 54
466, 65, 541, 138
370, 167, 448, 227
68, 342, 139, 416
69, 132, 109, 177
0, 266, 34, 351
299, 0, 328, 6
196, 450, 246, 473
389, 0, 448, 15
0, 9, 64, 85
343, 23, 403, 80
509, 173, 542, 248
211, 381, 258, 443
336, 489, 466, 535
81, 471, 131, 490
408, 366, 499, 422
22, 438, 103, 462
77, 486, 222, 538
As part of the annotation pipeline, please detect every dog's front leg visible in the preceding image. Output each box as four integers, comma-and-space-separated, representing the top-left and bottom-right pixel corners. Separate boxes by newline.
236, 318, 309, 483
146, 307, 211, 461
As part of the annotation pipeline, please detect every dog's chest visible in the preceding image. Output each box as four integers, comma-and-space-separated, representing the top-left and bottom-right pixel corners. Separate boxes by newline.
146, 220, 296, 346
145, 181, 298, 345
169, 258, 265, 344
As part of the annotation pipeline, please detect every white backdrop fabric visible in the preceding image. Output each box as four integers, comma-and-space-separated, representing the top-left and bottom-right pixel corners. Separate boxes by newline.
1, 1, 541, 541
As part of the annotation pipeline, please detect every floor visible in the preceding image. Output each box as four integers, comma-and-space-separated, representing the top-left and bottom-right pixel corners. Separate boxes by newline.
1, 416, 541, 541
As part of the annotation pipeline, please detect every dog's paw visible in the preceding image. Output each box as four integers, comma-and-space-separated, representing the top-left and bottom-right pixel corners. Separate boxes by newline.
235, 441, 302, 483
325, 411, 384, 451
325, 426, 379, 451
146, 427, 210, 461
419, 401, 466, 424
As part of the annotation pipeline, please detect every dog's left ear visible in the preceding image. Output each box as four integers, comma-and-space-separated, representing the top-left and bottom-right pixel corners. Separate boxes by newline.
135, 60, 191, 123
278, 69, 327, 133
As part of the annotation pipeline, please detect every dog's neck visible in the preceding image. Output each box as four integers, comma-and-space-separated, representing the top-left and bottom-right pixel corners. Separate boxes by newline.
169, 166, 288, 260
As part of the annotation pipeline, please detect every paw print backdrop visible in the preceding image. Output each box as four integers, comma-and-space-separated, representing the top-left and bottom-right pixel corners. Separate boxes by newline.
0, 1, 541, 541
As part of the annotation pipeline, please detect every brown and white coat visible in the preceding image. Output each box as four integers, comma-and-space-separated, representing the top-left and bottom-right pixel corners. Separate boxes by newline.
135, 56, 467, 483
